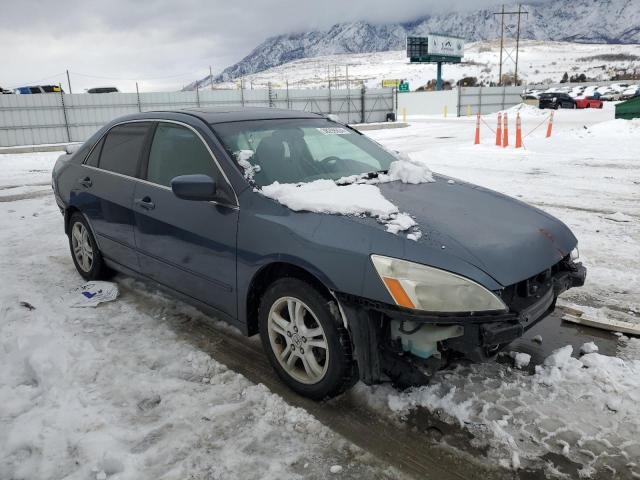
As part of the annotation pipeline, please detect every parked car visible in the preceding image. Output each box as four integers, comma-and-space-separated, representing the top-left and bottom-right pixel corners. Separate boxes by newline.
575, 96, 604, 109
1, 86, 13, 94
15, 85, 63, 94
539, 92, 576, 109
610, 83, 629, 92
621, 86, 640, 100
87, 87, 119, 94
601, 91, 622, 101
51, 108, 586, 399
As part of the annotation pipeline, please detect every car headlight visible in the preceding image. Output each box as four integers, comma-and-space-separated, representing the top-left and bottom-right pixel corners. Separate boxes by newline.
570, 247, 579, 261
371, 255, 507, 313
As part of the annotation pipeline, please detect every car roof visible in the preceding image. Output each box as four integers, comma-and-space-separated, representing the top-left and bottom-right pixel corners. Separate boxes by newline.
162, 107, 324, 124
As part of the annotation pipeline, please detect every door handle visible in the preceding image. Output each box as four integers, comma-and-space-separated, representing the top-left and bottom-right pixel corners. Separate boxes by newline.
79, 176, 92, 188
135, 196, 155, 211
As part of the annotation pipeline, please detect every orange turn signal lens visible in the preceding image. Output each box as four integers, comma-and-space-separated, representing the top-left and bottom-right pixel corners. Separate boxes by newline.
382, 277, 415, 309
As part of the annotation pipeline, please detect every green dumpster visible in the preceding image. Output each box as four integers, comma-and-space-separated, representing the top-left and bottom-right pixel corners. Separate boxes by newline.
615, 96, 640, 120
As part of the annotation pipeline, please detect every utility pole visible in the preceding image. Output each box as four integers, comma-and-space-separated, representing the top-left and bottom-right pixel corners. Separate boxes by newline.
515, 4, 523, 86
493, 4, 528, 86
346, 65, 349, 90
497, 5, 504, 85
209, 65, 214, 91
135, 82, 141, 112
346, 65, 350, 122
66, 69, 72, 94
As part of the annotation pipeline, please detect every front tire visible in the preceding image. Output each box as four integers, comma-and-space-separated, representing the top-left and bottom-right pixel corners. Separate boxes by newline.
68, 212, 111, 281
258, 278, 357, 400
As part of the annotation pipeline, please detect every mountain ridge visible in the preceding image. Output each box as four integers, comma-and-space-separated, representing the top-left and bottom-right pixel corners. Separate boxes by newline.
187, 0, 640, 89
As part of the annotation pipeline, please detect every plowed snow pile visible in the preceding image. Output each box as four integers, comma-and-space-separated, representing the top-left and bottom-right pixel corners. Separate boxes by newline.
576, 118, 640, 138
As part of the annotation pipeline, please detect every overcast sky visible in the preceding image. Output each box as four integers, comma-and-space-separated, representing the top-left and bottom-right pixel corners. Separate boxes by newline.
1, 0, 529, 93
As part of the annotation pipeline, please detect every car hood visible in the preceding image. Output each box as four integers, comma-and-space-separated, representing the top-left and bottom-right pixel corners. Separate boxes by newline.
376, 175, 577, 287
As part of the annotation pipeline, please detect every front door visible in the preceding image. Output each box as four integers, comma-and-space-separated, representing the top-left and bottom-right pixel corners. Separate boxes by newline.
132, 121, 239, 319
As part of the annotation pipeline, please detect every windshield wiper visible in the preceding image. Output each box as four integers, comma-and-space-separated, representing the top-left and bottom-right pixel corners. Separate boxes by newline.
366, 169, 388, 179
336, 170, 389, 186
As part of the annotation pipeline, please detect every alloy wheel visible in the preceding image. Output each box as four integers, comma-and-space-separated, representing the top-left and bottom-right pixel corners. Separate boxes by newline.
267, 296, 329, 384
71, 222, 94, 273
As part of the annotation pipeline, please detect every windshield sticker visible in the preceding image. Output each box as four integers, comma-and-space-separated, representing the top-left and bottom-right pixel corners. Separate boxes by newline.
317, 127, 351, 135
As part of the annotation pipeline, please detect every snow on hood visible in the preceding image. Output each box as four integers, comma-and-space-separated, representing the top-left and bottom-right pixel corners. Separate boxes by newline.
260, 152, 433, 239
336, 151, 434, 186
261, 179, 398, 217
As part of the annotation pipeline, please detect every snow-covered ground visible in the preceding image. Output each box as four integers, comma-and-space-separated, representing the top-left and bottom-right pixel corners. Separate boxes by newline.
210, 41, 640, 90
1, 102, 639, 479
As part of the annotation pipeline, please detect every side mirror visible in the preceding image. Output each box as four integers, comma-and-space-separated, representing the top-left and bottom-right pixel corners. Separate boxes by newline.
170, 174, 217, 201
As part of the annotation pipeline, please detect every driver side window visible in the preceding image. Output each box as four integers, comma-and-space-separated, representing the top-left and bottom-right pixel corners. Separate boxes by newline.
146, 123, 221, 187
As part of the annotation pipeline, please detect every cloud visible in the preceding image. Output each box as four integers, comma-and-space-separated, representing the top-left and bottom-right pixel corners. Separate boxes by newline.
0, 0, 544, 92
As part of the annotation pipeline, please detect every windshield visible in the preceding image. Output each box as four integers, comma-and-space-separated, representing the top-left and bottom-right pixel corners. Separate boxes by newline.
212, 118, 397, 187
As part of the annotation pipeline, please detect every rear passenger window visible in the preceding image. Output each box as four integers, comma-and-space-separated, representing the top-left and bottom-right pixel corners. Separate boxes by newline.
146, 123, 220, 187
99, 123, 151, 177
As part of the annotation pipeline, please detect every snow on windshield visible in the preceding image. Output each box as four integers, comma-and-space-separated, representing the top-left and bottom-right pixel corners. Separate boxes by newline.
234, 149, 261, 181
260, 152, 433, 240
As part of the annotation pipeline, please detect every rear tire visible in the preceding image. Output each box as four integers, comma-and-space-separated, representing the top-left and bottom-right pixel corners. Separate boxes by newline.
258, 278, 357, 400
68, 212, 112, 281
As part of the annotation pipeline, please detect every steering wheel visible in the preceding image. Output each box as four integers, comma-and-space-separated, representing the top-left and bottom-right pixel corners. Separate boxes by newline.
319, 156, 341, 171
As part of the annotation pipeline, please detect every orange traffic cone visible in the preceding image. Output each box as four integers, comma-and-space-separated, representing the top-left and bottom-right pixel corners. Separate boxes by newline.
496, 112, 502, 146
515, 113, 523, 148
502, 113, 509, 148
546, 111, 554, 138
474, 113, 481, 145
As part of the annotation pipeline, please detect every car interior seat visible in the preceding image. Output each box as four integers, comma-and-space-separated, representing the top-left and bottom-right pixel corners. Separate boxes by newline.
254, 129, 322, 185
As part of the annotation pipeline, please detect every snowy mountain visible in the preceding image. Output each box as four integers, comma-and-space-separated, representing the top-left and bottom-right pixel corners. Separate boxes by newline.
187, 0, 639, 89
206, 41, 640, 90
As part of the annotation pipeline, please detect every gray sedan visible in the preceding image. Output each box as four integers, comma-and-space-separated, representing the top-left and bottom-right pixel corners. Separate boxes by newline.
52, 108, 586, 399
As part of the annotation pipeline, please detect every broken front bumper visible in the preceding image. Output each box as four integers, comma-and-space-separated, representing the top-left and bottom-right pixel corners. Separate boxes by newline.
337, 262, 586, 385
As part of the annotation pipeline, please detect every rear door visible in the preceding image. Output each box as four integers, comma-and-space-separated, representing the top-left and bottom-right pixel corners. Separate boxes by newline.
76, 122, 153, 269
132, 121, 239, 319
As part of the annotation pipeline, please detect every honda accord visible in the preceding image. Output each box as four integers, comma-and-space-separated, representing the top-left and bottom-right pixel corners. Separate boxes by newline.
52, 108, 586, 399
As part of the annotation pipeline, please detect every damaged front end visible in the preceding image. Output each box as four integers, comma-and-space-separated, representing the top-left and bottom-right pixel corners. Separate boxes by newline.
337, 255, 586, 387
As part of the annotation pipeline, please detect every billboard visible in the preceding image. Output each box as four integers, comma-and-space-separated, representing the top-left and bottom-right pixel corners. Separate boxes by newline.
407, 35, 464, 63
428, 35, 464, 58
